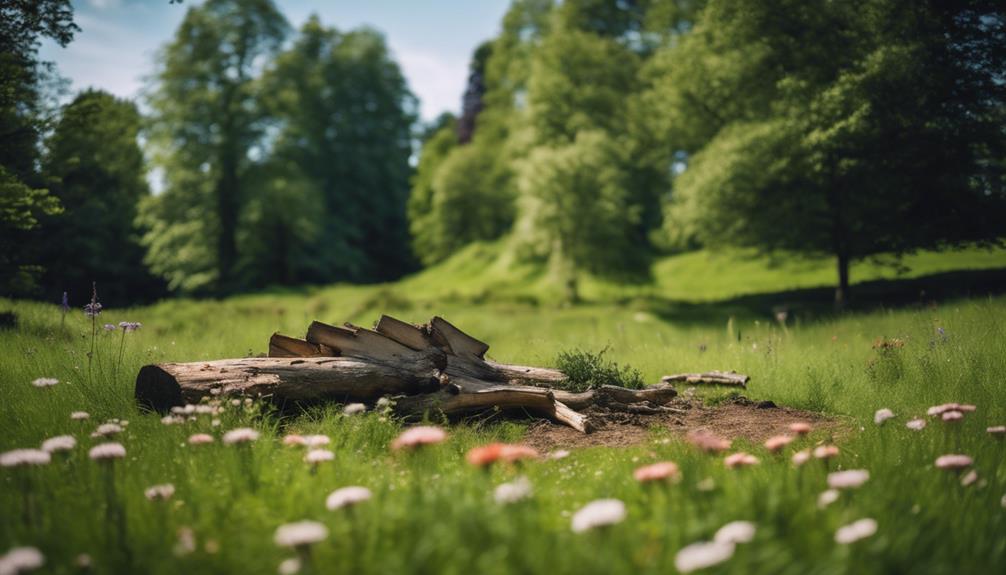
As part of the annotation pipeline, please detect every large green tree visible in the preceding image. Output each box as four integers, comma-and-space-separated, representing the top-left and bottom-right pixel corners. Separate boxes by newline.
144, 0, 288, 294
656, 0, 1006, 306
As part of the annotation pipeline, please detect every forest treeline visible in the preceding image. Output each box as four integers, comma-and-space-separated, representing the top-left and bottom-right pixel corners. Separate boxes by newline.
1, 0, 1004, 306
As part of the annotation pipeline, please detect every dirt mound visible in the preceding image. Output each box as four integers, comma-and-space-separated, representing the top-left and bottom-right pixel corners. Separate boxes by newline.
522, 396, 844, 451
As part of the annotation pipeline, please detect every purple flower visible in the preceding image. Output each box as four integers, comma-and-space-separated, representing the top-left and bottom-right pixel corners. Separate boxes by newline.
103, 323, 117, 331
84, 303, 103, 317
60, 292, 69, 313
118, 322, 141, 333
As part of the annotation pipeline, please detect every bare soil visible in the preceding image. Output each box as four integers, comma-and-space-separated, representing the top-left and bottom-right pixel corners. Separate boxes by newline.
522, 396, 846, 451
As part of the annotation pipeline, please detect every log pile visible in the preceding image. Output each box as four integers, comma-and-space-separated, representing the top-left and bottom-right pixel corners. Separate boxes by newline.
135, 315, 716, 433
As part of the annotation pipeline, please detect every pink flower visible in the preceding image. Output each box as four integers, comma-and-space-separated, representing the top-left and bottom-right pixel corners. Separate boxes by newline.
791, 449, 811, 466
960, 469, 978, 487
724, 453, 759, 468
927, 403, 976, 416
788, 422, 812, 435
873, 408, 895, 426
571, 499, 626, 532
941, 411, 963, 422
326, 486, 372, 510
986, 426, 1005, 437
905, 418, 927, 431
634, 461, 680, 483
187, 434, 214, 445
813, 445, 839, 460
763, 435, 793, 453
391, 426, 447, 450
934, 454, 973, 470
222, 428, 259, 445
834, 518, 877, 544
282, 434, 307, 447
88, 443, 126, 461
0, 449, 51, 467
687, 430, 732, 453
827, 469, 869, 489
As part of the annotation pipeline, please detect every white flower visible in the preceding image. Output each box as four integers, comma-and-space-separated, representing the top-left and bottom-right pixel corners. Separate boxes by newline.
31, 378, 58, 388
0, 546, 44, 573
834, 518, 878, 544
41, 435, 76, 453
675, 541, 735, 573
960, 470, 978, 487
494, 476, 533, 505
714, 521, 756, 544
278, 557, 302, 575
343, 403, 366, 416
145, 484, 176, 501
326, 486, 372, 510
274, 521, 328, 547
791, 449, 811, 466
376, 397, 392, 409
70, 411, 90, 421
571, 499, 626, 533
304, 449, 334, 464
91, 423, 123, 438
817, 489, 840, 509
905, 418, 926, 431
303, 435, 330, 448
873, 408, 895, 425
222, 428, 260, 445
1, 449, 51, 467
88, 442, 126, 460
548, 449, 571, 460
827, 469, 870, 490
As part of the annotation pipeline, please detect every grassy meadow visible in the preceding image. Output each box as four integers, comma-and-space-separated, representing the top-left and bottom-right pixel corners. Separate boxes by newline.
2, 247, 1006, 574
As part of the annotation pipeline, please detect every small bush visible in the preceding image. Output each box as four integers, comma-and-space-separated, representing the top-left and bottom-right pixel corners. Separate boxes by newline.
553, 348, 645, 392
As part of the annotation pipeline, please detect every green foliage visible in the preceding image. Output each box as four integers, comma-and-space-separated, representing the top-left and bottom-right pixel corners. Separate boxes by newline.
554, 348, 645, 392
0, 167, 61, 295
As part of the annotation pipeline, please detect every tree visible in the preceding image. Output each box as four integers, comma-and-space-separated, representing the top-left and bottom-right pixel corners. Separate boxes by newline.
0, 167, 60, 295
657, 0, 1006, 306
144, 0, 288, 294
40, 90, 163, 304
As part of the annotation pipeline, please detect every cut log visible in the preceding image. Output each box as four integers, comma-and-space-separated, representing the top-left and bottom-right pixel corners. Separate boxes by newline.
135, 355, 443, 412
268, 333, 330, 358
552, 384, 680, 411
660, 371, 749, 388
374, 314, 431, 351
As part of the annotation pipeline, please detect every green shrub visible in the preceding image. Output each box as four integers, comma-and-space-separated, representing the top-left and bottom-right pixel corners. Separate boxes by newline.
553, 348, 645, 392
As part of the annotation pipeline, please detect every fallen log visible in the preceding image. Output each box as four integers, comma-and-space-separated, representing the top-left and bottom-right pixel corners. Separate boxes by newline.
660, 371, 750, 388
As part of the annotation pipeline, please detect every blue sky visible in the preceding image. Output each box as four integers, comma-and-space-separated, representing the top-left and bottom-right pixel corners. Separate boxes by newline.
39, 0, 512, 122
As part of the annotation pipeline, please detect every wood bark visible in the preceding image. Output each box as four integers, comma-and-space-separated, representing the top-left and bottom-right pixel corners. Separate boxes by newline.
660, 371, 749, 388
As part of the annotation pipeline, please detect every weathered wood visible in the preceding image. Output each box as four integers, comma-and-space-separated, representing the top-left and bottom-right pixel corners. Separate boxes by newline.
661, 371, 749, 388
268, 333, 330, 358
306, 321, 445, 369
374, 315, 431, 351
135, 355, 443, 412
552, 384, 679, 411
428, 316, 489, 359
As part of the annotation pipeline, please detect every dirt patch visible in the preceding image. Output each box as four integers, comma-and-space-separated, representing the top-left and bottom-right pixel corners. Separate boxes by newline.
522, 396, 845, 452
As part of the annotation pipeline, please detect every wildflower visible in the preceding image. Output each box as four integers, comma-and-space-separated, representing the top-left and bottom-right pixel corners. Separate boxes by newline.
326, 486, 372, 510
633, 461, 680, 483
41, 435, 76, 453
714, 521, 756, 544
494, 476, 533, 505
89, 443, 126, 460
827, 470, 870, 490
987, 426, 1006, 437
0, 449, 51, 468
687, 430, 732, 453
941, 411, 963, 422
674, 541, 735, 573
278, 557, 301, 575
548, 449, 571, 460
160, 415, 184, 425
927, 403, 976, 416
763, 435, 793, 453
376, 397, 392, 409
70, 411, 90, 420
724, 452, 759, 468
30, 377, 58, 388
791, 449, 811, 466
343, 403, 366, 415
103, 323, 116, 331
874, 408, 895, 426
222, 428, 260, 445
571, 499, 627, 533
174, 527, 196, 557
817, 489, 840, 509
303, 435, 330, 448
788, 422, 812, 435
813, 445, 840, 460
84, 302, 102, 318
500, 444, 539, 463
466, 443, 505, 467
145, 484, 176, 501
60, 292, 70, 314
283, 434, 307, 447
304, 449, 334, 464
274, 521, 328, 548
906, 418, 926, 431
188, 434, 214, 445
74, 554, 91, 569
118, 321, 141, 332
834, 518, 878, 544
934, 454, 973, 470
91, 423, 123, 438
0, 546, 44, 573
960, 470, 978, 487
390, 426, 447, 450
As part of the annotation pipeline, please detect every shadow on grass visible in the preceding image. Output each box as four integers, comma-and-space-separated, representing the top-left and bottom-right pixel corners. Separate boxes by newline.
641, 267, 1006, 326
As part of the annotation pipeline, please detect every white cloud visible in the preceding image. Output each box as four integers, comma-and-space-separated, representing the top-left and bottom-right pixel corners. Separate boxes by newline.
390, 42, 467, 123
88, 0, 124, 9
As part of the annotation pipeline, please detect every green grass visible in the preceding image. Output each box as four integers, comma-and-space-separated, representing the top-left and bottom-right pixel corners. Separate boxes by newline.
1, 248, 1005, 574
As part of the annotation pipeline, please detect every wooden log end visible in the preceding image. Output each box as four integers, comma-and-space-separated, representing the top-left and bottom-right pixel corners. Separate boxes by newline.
135, 364, 184, 412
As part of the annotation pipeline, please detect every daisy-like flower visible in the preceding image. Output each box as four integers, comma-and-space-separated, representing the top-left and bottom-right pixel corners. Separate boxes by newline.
494, 476, 533, 505
827, 469, 870, 490
714, 521, 756, 544
548, 449, 571, 460
145, 484, 176, 501
70, 411, 90, 421
88, 442, 126, 460
906, 418, 927, 431
274, 521, 328, 548
283, 434, 307, 447
724, 452, 759, 468
813, 445, 840, 460
0, 449, 51, 468
960, 469, 978, 487
303, 435, 330, 448
873, 408, 895, 426
941, 411, 964, 423
91, 423, 123, 438
390, 426, 447, 450
304, 449, 334, 464
83, 302, 102, 318
571, 499, 626, 533
934, 454, 973, 470
834, 518, 878, 544
633, 461, 680, 483
118, 321, 141, 332
466, 443, 505, 467
987, 426, 1006, 437
326, 486, 372, 510
278, 557, 302, 575
791, 449, 811, 466
223, 428, 260, 445
0, 546, 45, 573
499, 444, 539, 463
763, 435, 793, 453
343, 403, 366, 416
817, 489, 840, 509
31, 377, 58, 388
686, 430, 732, 453
188, 434, 214, 445
103, 323, 117, 331
788, 422, 812, 435
674, 541, 735, 573
928, 403, 976, 416
41, 435, 76, 453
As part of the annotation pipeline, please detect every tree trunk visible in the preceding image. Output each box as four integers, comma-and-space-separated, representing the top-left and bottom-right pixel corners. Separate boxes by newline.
835, 251, 850, 309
